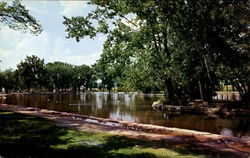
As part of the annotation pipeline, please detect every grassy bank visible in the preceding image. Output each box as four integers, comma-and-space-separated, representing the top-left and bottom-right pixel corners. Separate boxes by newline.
0, 110, 212, 158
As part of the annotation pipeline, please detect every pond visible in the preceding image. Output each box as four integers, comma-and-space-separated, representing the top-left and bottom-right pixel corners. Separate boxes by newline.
1, 92, 249, 138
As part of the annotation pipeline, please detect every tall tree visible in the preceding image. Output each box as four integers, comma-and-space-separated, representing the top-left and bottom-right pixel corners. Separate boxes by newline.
63, 0, 250, 104
46, 62, 73, 91
92, 60, 115, 92
0, 69, 16, 93
72, 65, 93, 92
17, 55, 46, 91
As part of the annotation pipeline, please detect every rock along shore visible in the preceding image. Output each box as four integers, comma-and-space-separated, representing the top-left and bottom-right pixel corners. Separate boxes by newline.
152, 102, 250, 117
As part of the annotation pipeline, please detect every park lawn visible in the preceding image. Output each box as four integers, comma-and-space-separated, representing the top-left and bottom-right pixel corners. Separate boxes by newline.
0, 110, 212, 158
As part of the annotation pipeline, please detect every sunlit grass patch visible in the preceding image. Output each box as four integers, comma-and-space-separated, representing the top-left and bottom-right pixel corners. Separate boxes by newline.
108, 147, 209, 158
0, 111, 14, 115
51, 130, 106, 149
0, 110, 215, 158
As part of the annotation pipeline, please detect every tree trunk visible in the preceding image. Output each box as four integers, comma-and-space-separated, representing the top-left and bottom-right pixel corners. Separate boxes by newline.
198, 80, 213, 104
164, 78, 177, 105
198, 80, 204, 102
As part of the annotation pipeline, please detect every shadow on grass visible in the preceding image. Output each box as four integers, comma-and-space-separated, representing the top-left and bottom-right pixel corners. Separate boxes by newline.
0, 111, 212, 158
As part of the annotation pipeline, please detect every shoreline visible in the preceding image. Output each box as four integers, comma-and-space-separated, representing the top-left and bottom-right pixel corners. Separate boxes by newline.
152, 104, 250, 117
0, 103, 249, 157
0, 91, 241, 95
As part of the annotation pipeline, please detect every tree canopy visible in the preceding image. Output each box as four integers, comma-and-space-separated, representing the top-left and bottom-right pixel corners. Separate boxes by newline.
63, 0, 250, 104
17, 55, 46, 91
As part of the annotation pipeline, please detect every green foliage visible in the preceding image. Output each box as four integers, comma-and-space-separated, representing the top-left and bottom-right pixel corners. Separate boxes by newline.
0, 0, 42, 35
63, 16, 96, 42
17, 55, 46, 91
0, 69, 16, 92
0, 57, 97, 93
63, 0, 250, 104
46, 62, 73, 91
72, 65, 93, 92
92, 60, 115, 92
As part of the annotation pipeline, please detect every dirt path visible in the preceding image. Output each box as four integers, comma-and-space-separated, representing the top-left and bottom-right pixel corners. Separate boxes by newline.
0, 103, 249, 158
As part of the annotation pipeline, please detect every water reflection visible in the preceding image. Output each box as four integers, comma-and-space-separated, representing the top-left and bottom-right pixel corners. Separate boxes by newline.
1, 92, 249, 137
213, 92, 241, 101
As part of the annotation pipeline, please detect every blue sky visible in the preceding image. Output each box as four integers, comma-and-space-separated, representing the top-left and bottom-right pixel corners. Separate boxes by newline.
0, 0, 107, 70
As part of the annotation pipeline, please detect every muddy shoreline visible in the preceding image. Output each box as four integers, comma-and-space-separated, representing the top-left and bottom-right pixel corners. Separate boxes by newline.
0, 103, 249, 157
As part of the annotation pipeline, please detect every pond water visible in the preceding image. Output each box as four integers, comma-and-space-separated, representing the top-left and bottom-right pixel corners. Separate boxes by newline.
1, 92, 249, 138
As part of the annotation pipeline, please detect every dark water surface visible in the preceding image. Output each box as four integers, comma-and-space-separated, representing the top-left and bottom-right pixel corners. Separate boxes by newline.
1, 92, 249, 137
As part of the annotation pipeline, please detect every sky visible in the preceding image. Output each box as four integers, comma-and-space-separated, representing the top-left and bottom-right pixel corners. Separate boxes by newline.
0, 0, 106, 70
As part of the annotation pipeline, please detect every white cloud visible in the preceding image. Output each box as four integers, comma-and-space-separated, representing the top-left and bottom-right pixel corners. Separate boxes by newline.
0, 27, 50, 70
0, 2, 103, 71
47, 37, 101, 66
23, 1, 50, 15
0, 26, 101, 70
52, 38, 71, 56
59, 1, 88, 16
47, 52, 101, 66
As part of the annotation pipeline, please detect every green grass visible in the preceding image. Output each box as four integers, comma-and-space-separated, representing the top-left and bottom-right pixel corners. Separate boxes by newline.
0, 110, 213, 158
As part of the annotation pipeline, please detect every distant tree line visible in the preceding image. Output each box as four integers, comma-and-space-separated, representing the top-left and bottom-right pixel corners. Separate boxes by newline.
0, 55, 97, 93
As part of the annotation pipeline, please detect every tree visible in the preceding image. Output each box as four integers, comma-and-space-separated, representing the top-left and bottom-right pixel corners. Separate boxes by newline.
0, 0, 42, 35
46, 62, 73, 91
17, 55, 46, 91
72, 65, 93, 92
63, 0, 187, 103
63, 0, 250, 104
176, 0, 250, 102
0, 69, 16, 93
96, 27, 164, 93
92, 60, 115, 92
